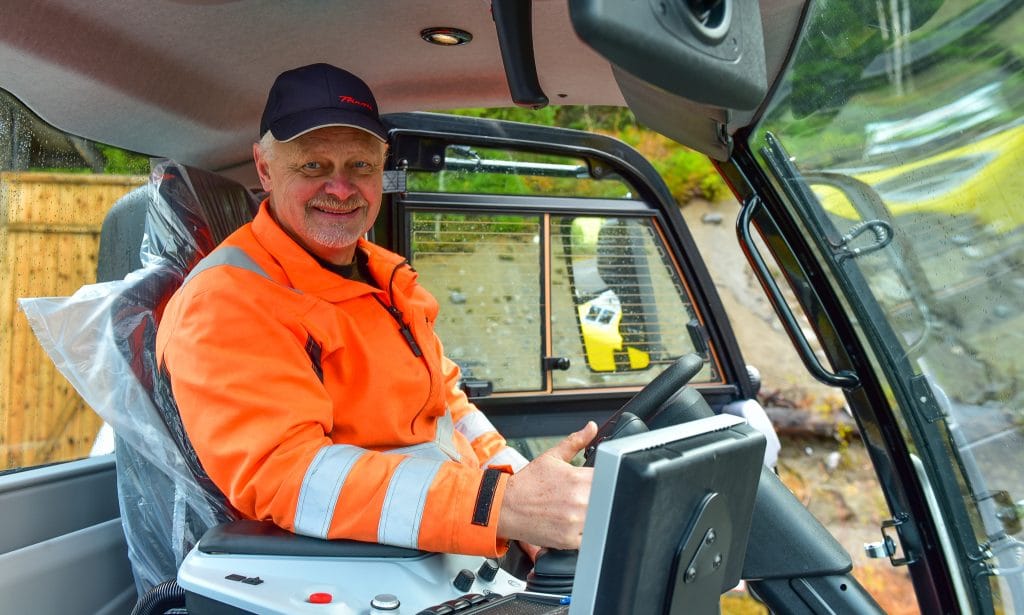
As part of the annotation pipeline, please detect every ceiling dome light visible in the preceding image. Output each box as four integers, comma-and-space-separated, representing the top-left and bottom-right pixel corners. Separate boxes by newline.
421, 27, 472, 46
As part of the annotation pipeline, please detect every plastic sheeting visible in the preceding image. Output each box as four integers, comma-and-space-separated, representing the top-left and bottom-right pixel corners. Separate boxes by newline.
20, 159, 255, 595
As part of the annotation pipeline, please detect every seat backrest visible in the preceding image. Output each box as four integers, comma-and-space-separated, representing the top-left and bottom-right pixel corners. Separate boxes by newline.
98, 163, 259, 283
96, 160, 258, 593
97, 186, 150, 282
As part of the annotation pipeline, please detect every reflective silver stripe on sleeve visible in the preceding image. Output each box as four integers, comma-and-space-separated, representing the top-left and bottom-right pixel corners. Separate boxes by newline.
485, 447, 529, 473
293, 445, 364, 538
378, 457, 444, 548
454, 409, 496, 444
183, 246, 274, 286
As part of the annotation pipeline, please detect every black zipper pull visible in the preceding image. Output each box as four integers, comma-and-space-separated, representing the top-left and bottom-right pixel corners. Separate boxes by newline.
374, 296, 423, 357
397, 321, 424, 358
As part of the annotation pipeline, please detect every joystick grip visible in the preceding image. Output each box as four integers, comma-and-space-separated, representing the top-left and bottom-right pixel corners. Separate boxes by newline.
525, 548, 578, 594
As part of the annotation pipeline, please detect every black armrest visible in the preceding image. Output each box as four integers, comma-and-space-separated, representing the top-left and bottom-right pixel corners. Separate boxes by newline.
198, 520, 426, 558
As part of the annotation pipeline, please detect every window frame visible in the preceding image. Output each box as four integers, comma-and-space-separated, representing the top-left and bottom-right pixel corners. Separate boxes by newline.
400, 193, 723, 388
381, 112, 751, 436
405, 205, 547, 394
397, 193, 742, 435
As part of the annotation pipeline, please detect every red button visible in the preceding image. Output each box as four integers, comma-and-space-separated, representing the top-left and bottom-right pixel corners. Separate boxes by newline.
308, 592, 333, 604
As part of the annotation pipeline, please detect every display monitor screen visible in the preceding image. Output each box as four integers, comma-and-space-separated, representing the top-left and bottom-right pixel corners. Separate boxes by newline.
570, 414, 765, 615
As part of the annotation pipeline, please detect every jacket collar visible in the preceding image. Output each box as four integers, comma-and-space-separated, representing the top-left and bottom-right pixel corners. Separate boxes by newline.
249, 199, 417, 302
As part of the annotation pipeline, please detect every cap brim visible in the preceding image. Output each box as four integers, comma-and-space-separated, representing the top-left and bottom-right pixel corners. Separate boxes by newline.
269, 108, 387, 143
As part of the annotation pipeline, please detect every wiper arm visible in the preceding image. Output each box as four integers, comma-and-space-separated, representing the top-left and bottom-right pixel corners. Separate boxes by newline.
443, 156, 592, 178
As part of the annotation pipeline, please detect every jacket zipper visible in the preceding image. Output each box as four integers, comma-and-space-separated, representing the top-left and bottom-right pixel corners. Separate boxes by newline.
372, 261, 423, 358
377, 258, 440, 431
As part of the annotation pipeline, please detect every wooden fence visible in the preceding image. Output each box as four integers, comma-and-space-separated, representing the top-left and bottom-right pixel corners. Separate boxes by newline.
0, 172, 146, 469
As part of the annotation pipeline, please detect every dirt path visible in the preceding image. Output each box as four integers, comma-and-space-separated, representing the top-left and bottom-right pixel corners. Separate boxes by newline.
680, 198, 841, 410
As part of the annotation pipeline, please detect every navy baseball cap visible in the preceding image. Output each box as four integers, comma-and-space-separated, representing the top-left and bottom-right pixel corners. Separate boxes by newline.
260, 63, 387, 143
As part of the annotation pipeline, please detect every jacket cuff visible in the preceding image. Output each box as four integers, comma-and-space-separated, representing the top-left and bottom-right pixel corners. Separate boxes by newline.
465, 468, 509, 557
419, 464, 510, 557
489, 471, 510, 556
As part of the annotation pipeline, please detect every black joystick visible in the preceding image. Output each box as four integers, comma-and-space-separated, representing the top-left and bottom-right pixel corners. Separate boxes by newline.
525, 547, 579, 594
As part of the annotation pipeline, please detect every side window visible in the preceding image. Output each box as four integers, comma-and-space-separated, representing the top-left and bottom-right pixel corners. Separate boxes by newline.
410, 212, 543, 392
1, 88, 148, 471
404, 141, 721, 396
551, 216, 716, 388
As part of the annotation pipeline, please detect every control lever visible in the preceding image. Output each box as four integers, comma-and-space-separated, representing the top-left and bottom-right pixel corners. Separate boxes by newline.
529, 413, 649, 593
615, 353, 704, 422
583, 411, 647, 467
525, 546, 580, 594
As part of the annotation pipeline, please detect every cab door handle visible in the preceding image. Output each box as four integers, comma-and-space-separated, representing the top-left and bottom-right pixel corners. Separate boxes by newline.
543, 356, 571, 371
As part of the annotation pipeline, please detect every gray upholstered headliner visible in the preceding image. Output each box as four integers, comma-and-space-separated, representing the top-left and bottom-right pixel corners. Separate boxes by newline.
0, 0, 806, 179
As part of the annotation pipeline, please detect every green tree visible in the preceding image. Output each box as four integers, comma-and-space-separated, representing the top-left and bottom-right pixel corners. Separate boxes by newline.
449, 106, 727, 203
96, 144, 150, 174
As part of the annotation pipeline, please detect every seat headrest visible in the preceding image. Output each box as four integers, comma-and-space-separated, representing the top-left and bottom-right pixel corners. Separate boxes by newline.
97, 186, 153, 282
143, 160, 259, 275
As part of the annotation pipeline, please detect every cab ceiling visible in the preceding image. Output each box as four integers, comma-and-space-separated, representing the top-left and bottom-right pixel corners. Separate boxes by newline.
0, 0, 804, 175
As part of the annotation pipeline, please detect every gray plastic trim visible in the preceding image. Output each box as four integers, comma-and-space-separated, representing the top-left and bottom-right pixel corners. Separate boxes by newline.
0, 455, 119, 555
0, 517, 134, 615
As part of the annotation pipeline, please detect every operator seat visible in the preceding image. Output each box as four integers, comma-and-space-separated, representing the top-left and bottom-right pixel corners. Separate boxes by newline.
97, 186, 149, 282
96, 160, 258, 595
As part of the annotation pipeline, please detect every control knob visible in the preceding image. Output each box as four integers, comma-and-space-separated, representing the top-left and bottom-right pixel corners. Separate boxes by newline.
371, 593, 400, 612
477, 558, 500, 582
453, 569, 475, 592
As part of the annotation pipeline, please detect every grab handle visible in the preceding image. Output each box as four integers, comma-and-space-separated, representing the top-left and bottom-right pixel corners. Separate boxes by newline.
736, 196, 859, 389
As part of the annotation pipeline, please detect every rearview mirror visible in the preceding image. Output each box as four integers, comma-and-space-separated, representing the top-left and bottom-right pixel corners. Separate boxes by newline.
568, 0, 766, 110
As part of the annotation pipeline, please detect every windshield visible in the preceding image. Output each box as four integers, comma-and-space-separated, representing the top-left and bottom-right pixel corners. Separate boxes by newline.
754, 0, 1024, 610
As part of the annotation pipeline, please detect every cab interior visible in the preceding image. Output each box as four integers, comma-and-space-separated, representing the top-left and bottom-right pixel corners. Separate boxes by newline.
3, 1, 1017, 614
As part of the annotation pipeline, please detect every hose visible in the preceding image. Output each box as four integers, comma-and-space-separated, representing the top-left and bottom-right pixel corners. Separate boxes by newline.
130, 578, 187, 615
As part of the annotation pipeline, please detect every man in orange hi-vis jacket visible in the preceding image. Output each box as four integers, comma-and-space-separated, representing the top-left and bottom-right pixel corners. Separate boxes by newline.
156, 63, 597, 559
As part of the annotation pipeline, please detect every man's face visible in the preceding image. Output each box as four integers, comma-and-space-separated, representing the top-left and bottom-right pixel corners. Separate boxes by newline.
254, 126, 387, 265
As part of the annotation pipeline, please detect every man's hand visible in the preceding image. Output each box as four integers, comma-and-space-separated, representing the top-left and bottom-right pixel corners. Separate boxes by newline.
497, 421, 598, 550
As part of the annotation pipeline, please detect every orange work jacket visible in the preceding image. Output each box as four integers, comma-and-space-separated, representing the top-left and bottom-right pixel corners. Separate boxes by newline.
156, 201, 527, 556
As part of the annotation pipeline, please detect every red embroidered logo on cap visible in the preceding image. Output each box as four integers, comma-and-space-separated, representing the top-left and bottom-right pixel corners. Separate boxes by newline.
339, 95, 373, 111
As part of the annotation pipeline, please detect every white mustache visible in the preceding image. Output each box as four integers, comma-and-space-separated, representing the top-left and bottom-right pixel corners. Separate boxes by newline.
307, 194, 366, 213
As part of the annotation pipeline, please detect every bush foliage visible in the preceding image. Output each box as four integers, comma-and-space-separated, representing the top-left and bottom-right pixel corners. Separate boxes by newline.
95, 144, 151, 175
611, 123, 728, 202
450, 106, 728, 204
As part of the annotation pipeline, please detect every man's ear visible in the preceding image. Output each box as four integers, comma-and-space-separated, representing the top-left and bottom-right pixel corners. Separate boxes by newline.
253, 143, 273, 192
